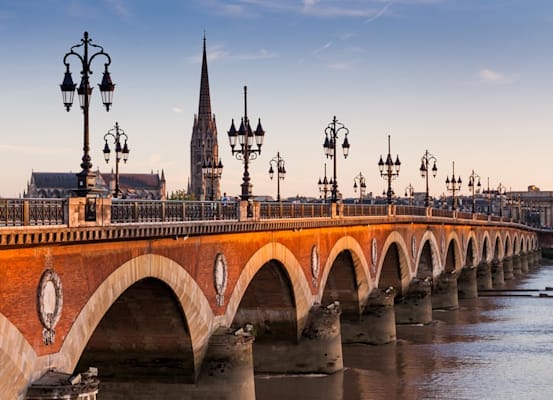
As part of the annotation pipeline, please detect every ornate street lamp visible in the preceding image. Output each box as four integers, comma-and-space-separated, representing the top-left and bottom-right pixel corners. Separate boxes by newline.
497, 182, 507, 217
60, 31, 115, 196
227, 86, 265, 211
483, 177, 493, 215
353, 172, 366, 203
202, 158, 223, 201
268, 152, 286, 202
323, 116, 350, 202
318, 163, 332, 203
419, 149, 437, 207
404, 183, 414, 206
467, 169, 481, 213
378, 134, 400, 205
102, 122, 129, 198
445, 161, 462, 211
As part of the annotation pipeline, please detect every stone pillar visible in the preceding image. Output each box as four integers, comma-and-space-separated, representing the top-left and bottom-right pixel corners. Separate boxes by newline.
253, 304, 343, 374
432, 271, 459, 310
477, 261, 492, 290
458, 265, 478, 299
394, 278, 432, 325
25, 369, 99, 400
491, 258, 505, 287
502, 256, 514, 280
341, 288, 396, 345
520, 254, 529, 273
512, 255, 522, 276
195, 328, 255, 400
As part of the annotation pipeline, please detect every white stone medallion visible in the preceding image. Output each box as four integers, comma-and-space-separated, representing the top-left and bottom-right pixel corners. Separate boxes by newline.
371, 238, 378, 274
311, 245, 320, 288
214, 253, 228, 307
37, 268, 63, 345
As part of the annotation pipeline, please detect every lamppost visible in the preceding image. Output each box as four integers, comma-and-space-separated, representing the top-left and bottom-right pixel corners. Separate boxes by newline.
467, 169, 481, 213
445, 161, 462, 211
318, 163, 332, 202
497, 182, 506, 217
60, 31, 115, 196
404, 183, 414, 206
323, 116, 350, 202
201, 158, 223, 201
378, 135, 401, 205
227, 86, 265, 208
102, 122, 129, 198
419, 149, 437, 207
268, 152, 286, 202
353, 172, 366, 203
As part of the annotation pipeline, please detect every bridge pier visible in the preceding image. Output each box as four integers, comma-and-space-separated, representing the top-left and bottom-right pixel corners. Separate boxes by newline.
253, 304, 343, 375
503, 256, 514, 280
477, 261, 492, 290
457, 265, 478, 299
491, 258, 505, 287
394, 278, 432, 324
431, 271, 459, 310
520, 254, 529, 273
341, 288, 396, 345
25, 369, 99, 400
512, 255, 522, 276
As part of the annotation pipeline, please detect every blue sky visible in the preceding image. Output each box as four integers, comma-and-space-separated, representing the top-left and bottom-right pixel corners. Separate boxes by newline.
1, 0, 552, 199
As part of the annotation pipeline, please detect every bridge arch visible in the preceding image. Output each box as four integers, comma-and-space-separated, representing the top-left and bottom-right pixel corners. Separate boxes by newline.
414, 231, 440, 279
54, 254, 213, 378
504, 234, 512, 257
0, 313, 38, 399
465, 231, 479, 265
443, 231, 463, 273
319, 235, 373, 312
223, 242, 312, 339
492, 233, 504, 260
481, 232, 492, 263
377, 231, 412, 294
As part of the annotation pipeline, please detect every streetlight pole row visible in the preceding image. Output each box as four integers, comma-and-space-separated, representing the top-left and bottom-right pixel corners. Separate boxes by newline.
468, 169, 481, 214
420, 149, 437, 207
323, 116, 350, 203
353, 172, 366, 203
445, 161, 462, 211
102, 122, 129, 198
378, 135, 400, 205
269, 152, 286, 202
202, 158, 223, 201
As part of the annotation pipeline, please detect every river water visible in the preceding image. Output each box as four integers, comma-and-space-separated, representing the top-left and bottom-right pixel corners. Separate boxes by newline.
256, 262, 553, 400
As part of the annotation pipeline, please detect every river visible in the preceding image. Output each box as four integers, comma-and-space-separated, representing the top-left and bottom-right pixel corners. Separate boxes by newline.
255, 262, 553, 400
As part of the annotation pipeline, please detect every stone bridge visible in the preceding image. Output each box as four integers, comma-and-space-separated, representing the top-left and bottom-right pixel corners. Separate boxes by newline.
0, 198, 541, 399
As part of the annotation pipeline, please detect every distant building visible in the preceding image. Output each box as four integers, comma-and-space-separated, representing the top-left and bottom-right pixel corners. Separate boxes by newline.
25, 170, 166, 200
189, 34, 221, 200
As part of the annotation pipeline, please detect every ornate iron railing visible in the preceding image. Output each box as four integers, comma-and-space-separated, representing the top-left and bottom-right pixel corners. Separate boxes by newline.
395, 205, 427, 216
432, 208, 454, 218
0, 199, 66, 226
111, 200, 239, 223
342, 204, 388, 217
259, 202, 331, 219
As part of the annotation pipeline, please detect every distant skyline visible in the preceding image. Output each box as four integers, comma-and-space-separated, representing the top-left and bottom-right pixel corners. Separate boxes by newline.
1, 0, 553, 199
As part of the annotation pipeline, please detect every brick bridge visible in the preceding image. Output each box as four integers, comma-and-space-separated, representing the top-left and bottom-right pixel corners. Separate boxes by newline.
0, 198, 542, 399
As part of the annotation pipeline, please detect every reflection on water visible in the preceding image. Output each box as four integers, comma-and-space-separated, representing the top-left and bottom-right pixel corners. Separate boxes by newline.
256, 264, 553, 400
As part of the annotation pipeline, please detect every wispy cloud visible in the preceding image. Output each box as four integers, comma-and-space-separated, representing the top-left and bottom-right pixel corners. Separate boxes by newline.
328, 62, 352, 70
188, 44, 278, 63
312, 41, 332, 55
172, 107, 184, 113
478, 68, 516, 85
104, 0, 132, 20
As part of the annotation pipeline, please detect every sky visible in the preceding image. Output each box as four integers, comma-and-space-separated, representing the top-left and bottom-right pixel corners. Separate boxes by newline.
1, 0, 553, 200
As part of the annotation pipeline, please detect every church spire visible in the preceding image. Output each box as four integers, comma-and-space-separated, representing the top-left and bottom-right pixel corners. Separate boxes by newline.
198, 32, 212, 119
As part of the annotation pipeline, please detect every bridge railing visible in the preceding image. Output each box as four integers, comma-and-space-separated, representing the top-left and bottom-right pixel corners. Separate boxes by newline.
394, 205, 427, 216
0, 198, 66, 227
111, 200, 239, 223
259, 202, 331, 219
431, 208, 454, 218
342, 204, 388, 217
456, 211, 474, 220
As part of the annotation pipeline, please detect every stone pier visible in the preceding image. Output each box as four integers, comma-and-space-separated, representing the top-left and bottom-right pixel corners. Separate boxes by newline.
520, 254, 529, 273
512, 255, 522, 276
431, 271, 459, 309
341, 288, 396, 345
25, 369, 99, 400
457, 265, 478, 299
503, 256, 514, 280
394, 278, 432, 324
477, 261, 492, 290
491, 258, 505, 287
253, 304, 343, 375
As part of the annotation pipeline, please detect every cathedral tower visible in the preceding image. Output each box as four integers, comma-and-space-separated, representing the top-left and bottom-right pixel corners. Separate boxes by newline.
190, 35, 220, 200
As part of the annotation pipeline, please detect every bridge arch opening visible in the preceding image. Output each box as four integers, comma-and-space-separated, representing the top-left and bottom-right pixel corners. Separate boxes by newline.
482, 236, 490, 262
321, 250, 359, 317
231, 259, 297, 343
444, 240, 458, 272
416, 241, 434, 279
466, 237, 476, 266
378, 243, 408, 296
75, 277, 195, 383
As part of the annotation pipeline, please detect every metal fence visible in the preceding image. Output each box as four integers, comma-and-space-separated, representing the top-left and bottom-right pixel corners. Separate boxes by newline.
259, 202, 331, 219
342, 204, 388, 217
0, 199, 66, 227
111, 200, 239, 223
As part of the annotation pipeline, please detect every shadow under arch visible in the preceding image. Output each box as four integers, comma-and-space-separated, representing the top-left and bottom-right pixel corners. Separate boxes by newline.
0, 313, 38, 400
466, 235, 479, 267
443, 231, 464, 273
319, 236, 372, 313
481, 232, 492, 263
377, 232, 411, 295
493, 233, 504, 260
53, 254, 213, 380
414, 231, 440, 279
222, 242, 312, 340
